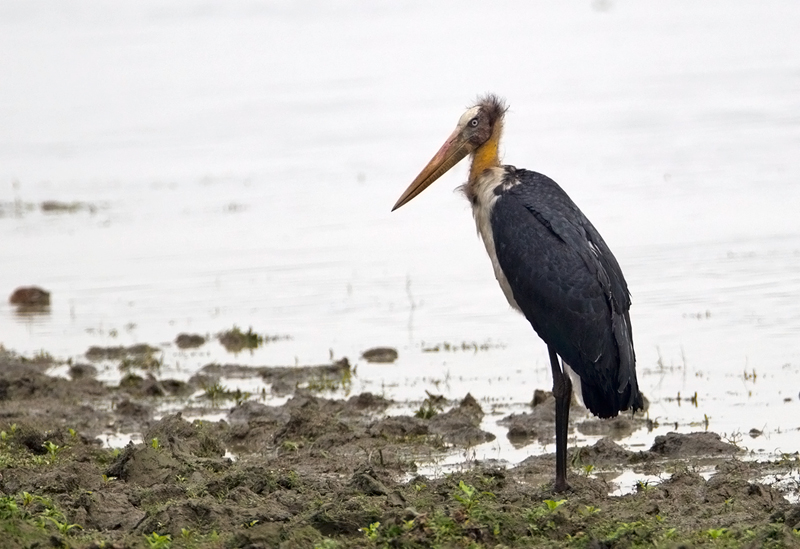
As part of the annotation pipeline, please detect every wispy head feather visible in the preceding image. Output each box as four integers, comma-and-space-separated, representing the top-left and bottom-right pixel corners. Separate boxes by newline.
474, 93, 508, 126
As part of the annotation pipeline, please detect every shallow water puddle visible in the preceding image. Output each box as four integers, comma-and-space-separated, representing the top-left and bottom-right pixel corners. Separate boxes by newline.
605, 471, 667, 497
102, 431, 142, 449
758, 472, 800, 504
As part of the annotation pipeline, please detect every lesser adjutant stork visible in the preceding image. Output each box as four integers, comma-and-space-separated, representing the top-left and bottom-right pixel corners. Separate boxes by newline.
392, 94, 643, 491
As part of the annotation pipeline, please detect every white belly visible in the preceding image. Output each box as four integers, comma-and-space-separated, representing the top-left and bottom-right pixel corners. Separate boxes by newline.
469, 167, 522, 313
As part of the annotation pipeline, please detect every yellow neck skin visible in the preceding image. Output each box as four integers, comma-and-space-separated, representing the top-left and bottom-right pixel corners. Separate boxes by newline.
468, 121, 503, 182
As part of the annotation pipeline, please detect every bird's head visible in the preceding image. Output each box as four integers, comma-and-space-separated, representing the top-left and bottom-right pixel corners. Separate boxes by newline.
392, 94, 508, 211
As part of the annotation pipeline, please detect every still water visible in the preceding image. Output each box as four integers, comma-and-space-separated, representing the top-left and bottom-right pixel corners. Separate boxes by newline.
2, 1, 800, 461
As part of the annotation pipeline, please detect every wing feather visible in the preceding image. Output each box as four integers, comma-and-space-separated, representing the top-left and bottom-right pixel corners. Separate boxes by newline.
491, 168, 642, 416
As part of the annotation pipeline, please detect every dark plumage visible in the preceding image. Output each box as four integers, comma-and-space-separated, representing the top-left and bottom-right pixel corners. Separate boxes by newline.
491, 167, 642, 418
393, 94, 642, 491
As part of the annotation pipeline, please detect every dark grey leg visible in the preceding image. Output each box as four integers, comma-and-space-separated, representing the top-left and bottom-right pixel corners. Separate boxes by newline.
548, 345, 572, 492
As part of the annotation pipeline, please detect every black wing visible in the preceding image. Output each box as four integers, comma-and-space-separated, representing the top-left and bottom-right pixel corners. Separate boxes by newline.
490, 167, 642, 418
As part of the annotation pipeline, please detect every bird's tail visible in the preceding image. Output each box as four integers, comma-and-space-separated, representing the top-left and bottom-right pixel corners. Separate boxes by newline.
565, 362, 642, 419
581, 381, 640, 419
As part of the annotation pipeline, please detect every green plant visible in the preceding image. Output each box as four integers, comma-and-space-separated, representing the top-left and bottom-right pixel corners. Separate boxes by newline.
706, 527, 728, 540
44, 516, 83, 535
33, 349, 53, 362
144, 532, 172, 549
429, 512, 459, 544
543, 499, 566, 512
304, 367, 353, 394
233, 388, 251, 406
604, 520, 647, 544
660, 527, 678, 540
0, 424, 16, 441
42, 441, 60, 460
415, 392, 445, 419
282, 440, 299, 452
0, 496, 19, 520
20, 492, 35, 508
218, 325, 264, 352
453, 480, 495, 521
454, 481, 479, 514
359, 521, 380, 541
203, 381, 230, 404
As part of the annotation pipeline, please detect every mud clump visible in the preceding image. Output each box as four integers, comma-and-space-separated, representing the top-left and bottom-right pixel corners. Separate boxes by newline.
40, 200, 97, 213
175, 333, 206, 349
216, 326, 289, 353
9, 286, 51, 306
573, 437, 635, 468
196, 358, 353, 397
8, 286, 51, 315
428, 393, 495, 446
85, 344, 160, 362
648, 431, 741, 458
69, 363, 98, 379
0, 350, 798, 548
361, 346, 398, 363
217, 326, 260, 353
119, 373, 191, 398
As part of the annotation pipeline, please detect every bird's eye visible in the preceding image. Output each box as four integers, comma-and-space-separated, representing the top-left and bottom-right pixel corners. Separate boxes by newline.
469, 118, 479, 127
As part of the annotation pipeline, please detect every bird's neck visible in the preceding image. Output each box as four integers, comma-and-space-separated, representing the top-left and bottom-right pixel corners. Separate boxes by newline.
468, 121, 503, 183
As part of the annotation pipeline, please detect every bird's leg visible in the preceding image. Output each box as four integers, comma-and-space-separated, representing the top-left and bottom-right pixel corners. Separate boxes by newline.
548, 345, 572, 492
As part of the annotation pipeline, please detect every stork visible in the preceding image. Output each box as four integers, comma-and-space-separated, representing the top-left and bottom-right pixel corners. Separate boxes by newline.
392, 94, 643, 491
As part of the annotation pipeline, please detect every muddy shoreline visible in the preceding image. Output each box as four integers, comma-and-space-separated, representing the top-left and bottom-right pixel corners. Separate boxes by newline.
1, 347, 799, 548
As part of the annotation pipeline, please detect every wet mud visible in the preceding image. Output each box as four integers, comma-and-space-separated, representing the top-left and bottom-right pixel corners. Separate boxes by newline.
1, 347, 799, 548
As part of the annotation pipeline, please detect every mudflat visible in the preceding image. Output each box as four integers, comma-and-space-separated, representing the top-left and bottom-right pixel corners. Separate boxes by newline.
0, 348, 798, 548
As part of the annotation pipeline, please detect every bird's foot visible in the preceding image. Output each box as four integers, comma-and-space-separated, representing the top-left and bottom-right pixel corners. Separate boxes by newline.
552, 478, 572, 493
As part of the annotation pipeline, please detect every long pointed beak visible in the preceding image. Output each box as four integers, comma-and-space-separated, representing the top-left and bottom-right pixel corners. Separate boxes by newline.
392, 128, 470, 211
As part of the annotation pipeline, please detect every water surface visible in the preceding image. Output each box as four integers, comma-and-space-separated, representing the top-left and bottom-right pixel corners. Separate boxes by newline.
2, 0, 799, 460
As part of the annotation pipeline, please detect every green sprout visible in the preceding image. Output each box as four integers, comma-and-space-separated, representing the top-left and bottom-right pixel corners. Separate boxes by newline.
359, 521, 381, 541
144, 532, 172, 549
